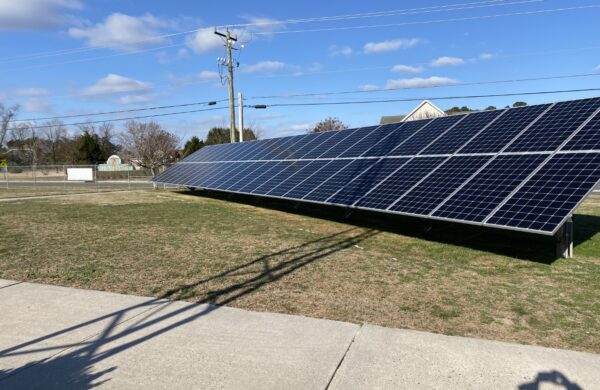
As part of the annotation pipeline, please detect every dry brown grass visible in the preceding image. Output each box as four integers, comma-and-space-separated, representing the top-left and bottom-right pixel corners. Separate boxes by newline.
0, 190, 599, 353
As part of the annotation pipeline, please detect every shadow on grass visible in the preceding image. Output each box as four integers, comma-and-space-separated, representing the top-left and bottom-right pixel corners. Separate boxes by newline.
180, 190, 600, 264
0, 227, 376, 389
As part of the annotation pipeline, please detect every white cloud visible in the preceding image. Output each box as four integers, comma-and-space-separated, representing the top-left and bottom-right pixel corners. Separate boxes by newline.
478, 53, 495, 60
185, 27, 224, 54
391, 64, 424, 74
185, 16, 284, 55
198, 70, 220, 80
0, 0, 82, 31
115, 94, 156, 105
329, 45, 353, 57
23, 98, 52, 113
385, 76, 458, 89
363, 38, 420, 54
15, 88, 49, 96
83, 74, 152, 96
240, 60, 286, 74
359, 84, 380, 92
69, 13, 171, 50
431, 56, 466, 67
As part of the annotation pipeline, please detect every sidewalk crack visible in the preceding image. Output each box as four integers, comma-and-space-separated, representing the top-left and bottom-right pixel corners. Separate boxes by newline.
325, 324, 363, 390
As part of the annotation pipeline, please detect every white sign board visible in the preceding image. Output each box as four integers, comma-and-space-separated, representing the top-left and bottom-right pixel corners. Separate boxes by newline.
67, 168, 94, 181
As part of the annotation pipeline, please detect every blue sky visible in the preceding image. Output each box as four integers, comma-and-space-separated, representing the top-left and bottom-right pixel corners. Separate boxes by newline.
1, 0, 599, 141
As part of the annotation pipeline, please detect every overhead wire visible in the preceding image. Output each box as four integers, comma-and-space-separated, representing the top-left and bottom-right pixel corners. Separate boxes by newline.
244, 88, 600, 109
12, 71, 600, 123
0, 0, 539, 64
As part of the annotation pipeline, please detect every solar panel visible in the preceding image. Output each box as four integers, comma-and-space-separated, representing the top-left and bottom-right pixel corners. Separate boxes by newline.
460, 103, 551, 154
153, 96, 600, 237
390, 155, 489, 215
486, 152, 600, 233
432, 154, 548, 222
507, 98, 600, 152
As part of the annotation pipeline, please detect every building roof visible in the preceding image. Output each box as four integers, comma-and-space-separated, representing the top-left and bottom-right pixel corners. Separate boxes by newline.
380, 100, 447, 124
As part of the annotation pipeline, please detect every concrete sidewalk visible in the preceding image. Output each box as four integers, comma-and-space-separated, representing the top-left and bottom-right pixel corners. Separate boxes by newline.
1, 279, 598, 389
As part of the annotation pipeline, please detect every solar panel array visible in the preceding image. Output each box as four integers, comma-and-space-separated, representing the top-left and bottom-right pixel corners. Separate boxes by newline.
154, 97, 600, 235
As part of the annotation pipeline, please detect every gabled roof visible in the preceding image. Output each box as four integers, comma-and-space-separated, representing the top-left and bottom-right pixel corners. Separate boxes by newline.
402, 100, 446, 122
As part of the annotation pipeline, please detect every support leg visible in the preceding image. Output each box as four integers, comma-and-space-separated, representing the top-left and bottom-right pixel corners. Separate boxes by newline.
555, 218, 574, 259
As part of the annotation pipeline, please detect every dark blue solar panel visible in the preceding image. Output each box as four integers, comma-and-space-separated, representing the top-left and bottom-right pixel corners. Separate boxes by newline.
202, 162, 240, 188
317, 127, 366, 159
153, 162, 188, 183
301, 130, 348, 159
183, 144, 224, 162
390, 115, 464, 156
354, 157, 444, 210
209, 162, 247, 189
272, 135, 311, 159
507, 98, 600, 152
390, 155, 489, 215
562, 110, 600, 151
253, 161, 302, 195
251, 138, 289, 160
214, 142, 247, 161
486, 152, 600, 233
433, 154, 547, 222
328, 158, 408, 206
268, 160, 328, 197
304, 159, 377, 202
422, 110, 504, 155
238, 162, 287, 193
212, 162, 258, 189
362, 121, 429, 157
173, 164, 217, 185
235, 141, 263, 161
155, 97, 600, 236
284, 132, 323, 159
460, 104, 551, 154
323, 126, 379, 158
227, 161, 276, 192
285, 160, 353, 200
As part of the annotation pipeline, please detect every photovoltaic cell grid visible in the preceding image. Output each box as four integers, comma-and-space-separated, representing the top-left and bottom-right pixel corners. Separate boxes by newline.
153, 96, 600, 235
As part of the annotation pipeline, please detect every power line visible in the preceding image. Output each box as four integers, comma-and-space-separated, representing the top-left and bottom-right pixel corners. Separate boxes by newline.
0, 0, 536, 64
14, 99, 228, 123
3, 3, 592, 72
17, 88, 600, 131
252, 5, 600, 35
12, 71, 600, 123
247, 72, 600, 99
4, 43, 599, 103
22, 107, 228, 131
244, 88, 600, 108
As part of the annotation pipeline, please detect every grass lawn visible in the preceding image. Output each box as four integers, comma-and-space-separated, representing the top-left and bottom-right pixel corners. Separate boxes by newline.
0, 188, 122, 199
0, 190, 599, 353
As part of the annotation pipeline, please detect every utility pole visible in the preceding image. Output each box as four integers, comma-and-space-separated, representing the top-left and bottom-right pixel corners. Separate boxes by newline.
238, 92, 244, 142
215, 28, 238, 143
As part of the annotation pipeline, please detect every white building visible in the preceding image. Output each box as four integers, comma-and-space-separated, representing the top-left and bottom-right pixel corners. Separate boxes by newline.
380, 100, 447, 124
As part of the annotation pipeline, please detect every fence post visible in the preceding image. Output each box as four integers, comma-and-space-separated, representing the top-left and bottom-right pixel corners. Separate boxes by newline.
4, 166, 7, 189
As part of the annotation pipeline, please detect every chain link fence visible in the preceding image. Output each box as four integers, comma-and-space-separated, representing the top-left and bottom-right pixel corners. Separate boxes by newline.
0, 165, 166, 197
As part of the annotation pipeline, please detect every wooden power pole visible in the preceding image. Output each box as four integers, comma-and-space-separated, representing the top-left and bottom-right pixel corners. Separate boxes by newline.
215, 28, 238, 143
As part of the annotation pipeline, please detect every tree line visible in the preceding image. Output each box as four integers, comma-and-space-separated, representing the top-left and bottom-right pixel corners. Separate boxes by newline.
0, 104, 259, 174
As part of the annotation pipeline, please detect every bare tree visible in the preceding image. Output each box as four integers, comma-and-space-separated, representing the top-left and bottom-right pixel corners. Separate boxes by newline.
7, 121, 43, 165
43, 120, 67, 164
309, 117, 348, 133
121, 121, 179, 176
1, 104, 19, 148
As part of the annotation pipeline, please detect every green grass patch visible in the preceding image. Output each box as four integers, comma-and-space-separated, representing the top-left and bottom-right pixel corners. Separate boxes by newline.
0, 190, 599, 353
